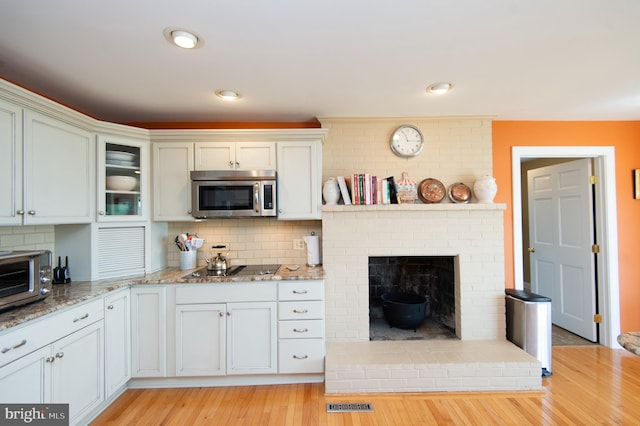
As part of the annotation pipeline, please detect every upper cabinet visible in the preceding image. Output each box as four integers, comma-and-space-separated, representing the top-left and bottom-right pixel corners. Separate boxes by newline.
152, 142, 194, 222
0, 99, 23, 225
194, 141, 276, 171
21, 110, 94, 225
277, 140, 322, 220
150, 130, 326, 222
97, 134, 149, 221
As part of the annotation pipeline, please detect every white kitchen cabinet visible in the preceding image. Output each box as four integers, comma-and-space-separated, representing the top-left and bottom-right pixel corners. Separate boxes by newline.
174, 284, 277, 377
278, 281, 325, 373
175, 303, 226, 376
152, 142, 194, 221
104, 288, 131, 398
131, 286, 167, 377
0, 106, 94, 225
22, 110, 94, 224
97, 134, 149, 222
0, 298, 105, 425
195, 141, 276, 171
51, 320, 104, 424
227, 301, 277, 375
0, 345, 51, 403
276, 141, 322, 220
0, 99, 23, 225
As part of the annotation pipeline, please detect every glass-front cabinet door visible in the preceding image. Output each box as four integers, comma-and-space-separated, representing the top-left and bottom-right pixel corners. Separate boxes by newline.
97, 135, 148, 221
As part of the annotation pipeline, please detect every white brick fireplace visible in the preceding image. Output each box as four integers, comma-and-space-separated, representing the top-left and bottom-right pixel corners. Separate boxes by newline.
321, 204, 542, 393
322, 203, 507, 341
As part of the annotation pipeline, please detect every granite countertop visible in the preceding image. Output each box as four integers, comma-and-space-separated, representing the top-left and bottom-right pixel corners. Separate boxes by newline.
0, 264, 324, 333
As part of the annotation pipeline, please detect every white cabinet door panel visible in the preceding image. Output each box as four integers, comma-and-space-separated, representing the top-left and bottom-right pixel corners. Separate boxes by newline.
175, 303, 226, 376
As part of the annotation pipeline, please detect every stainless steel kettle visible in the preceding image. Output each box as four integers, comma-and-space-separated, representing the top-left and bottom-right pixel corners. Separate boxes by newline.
204, 245, 229, 273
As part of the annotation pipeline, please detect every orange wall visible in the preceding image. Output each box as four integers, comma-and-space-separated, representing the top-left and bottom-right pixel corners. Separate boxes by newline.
492, 121, 640, 332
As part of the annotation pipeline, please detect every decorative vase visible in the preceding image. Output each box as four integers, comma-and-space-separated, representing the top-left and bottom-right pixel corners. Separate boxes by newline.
473, 175, 497, 203
322, 177, 341, 205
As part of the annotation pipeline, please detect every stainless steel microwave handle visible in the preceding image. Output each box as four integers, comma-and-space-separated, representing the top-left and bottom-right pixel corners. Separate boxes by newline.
254, 183, 260, 213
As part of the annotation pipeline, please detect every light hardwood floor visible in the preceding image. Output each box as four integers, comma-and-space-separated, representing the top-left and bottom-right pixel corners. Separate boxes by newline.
91, 346, 640, 425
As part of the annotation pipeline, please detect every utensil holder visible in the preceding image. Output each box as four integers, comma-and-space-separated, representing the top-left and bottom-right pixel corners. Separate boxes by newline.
179, 250, 197, 270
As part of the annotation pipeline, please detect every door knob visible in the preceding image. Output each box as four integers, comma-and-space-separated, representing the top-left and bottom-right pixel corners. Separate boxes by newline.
528, 247, 536, 253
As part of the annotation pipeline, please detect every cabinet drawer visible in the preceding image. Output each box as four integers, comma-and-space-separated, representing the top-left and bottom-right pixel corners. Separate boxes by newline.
278, 339, 324, 373
0, 298, 103, 367
278, 281, 323, 301
278, 301, 324, 320
278, 320, 324, 339
176, 283, 277, 304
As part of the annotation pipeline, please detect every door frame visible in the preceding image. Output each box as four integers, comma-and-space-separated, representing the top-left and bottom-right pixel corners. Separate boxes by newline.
511, 146, 621, 348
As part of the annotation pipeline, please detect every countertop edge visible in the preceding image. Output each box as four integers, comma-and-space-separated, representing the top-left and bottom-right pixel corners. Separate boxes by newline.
0, 265, 324, 333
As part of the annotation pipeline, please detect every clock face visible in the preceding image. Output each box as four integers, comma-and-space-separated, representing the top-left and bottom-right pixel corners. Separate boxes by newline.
390, 125, 424, 157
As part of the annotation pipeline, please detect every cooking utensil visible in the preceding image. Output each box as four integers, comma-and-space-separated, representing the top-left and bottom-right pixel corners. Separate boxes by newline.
418, 178, 446, 203
204, 245, 229, 272
179, 234, 188, 251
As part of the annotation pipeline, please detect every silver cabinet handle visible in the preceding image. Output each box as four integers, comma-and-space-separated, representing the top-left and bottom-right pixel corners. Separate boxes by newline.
1, 339, 27, 353
55, 352, 64, 359
293, 290, 308, 295
228, 161, 234, 168
16, 210, 25, 215
73, 313, 89, 322
27, 210, 36, 215
99, 211, 105, 216
235, 161, 240, 167
293, 328, 308, 333
46, 357, 55, 363
227, 311, 231, 316
293, 309, 308, 314
293, 355, 308, 360
219, 312, 224, 317
107, 304, 114, 310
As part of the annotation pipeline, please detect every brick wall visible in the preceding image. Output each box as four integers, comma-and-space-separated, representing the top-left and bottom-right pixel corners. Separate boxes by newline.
319, 116, 504, 341
322, 205, 506, 341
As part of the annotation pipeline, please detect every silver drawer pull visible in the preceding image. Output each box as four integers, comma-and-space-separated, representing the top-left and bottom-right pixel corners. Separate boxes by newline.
55, 352, 64, 359
107, 305, 114, 310
292, 290, 308, 295
293, 309, 308, 314
46, 357, 55, 363
1, 339, 27, 353
73, 313, 90, 322
293, 328, 309, 333
293, 354, 309, 360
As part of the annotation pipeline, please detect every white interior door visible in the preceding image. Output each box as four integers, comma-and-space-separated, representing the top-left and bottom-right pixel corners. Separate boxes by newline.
528, 158, 597, 341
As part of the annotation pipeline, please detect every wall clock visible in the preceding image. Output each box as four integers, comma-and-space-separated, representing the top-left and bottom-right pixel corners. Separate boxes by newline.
389, 125, 424, 157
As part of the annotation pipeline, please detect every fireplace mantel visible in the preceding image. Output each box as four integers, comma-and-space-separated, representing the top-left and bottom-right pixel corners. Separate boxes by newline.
323, 203, 506, 213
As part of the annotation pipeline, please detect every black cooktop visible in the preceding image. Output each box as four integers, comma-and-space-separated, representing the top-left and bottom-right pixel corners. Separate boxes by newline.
183, 264, 280, 279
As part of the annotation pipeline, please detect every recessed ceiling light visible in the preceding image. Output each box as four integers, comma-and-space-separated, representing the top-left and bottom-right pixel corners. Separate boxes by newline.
215, 90, 241, 101
427, 82, 453, 95
163, 28, 203, 49
171, 30, 198, 49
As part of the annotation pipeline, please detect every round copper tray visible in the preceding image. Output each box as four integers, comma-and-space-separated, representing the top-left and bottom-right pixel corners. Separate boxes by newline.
448, 182, 472, 203
418, 178, 446, 203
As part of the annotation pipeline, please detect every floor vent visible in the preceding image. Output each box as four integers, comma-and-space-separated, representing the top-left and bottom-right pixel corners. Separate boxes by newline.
326, 403, 374, 413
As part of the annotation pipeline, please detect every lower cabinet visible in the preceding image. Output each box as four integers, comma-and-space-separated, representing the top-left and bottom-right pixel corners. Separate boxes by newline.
278, 281, 325, 373
0, 320, 104, 425
175, 287, 277, 377
130, 286, 166, 377
104, 288, 131, 397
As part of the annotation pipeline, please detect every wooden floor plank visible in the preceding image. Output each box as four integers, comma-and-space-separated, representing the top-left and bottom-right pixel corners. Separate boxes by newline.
92, 346, 640, 425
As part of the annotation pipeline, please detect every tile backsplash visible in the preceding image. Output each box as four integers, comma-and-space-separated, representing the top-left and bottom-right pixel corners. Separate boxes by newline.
167, 219, 322, 268
0, 225, 55, 252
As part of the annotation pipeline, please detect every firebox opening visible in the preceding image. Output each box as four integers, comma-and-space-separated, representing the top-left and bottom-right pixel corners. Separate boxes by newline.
369, 256, 457, 341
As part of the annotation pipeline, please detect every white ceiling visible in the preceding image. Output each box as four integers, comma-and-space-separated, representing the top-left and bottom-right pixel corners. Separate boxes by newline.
1, 0, 639, 124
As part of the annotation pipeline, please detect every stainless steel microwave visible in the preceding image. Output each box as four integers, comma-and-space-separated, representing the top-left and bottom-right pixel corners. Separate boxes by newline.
190, 170, 277, 219
0, 250, 52, 311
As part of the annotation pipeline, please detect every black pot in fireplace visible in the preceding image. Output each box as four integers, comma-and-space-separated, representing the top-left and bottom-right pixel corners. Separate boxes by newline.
381, 292, 427, 331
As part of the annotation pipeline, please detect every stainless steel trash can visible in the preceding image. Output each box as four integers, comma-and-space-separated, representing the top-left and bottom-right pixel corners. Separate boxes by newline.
505, 289, 552, 376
